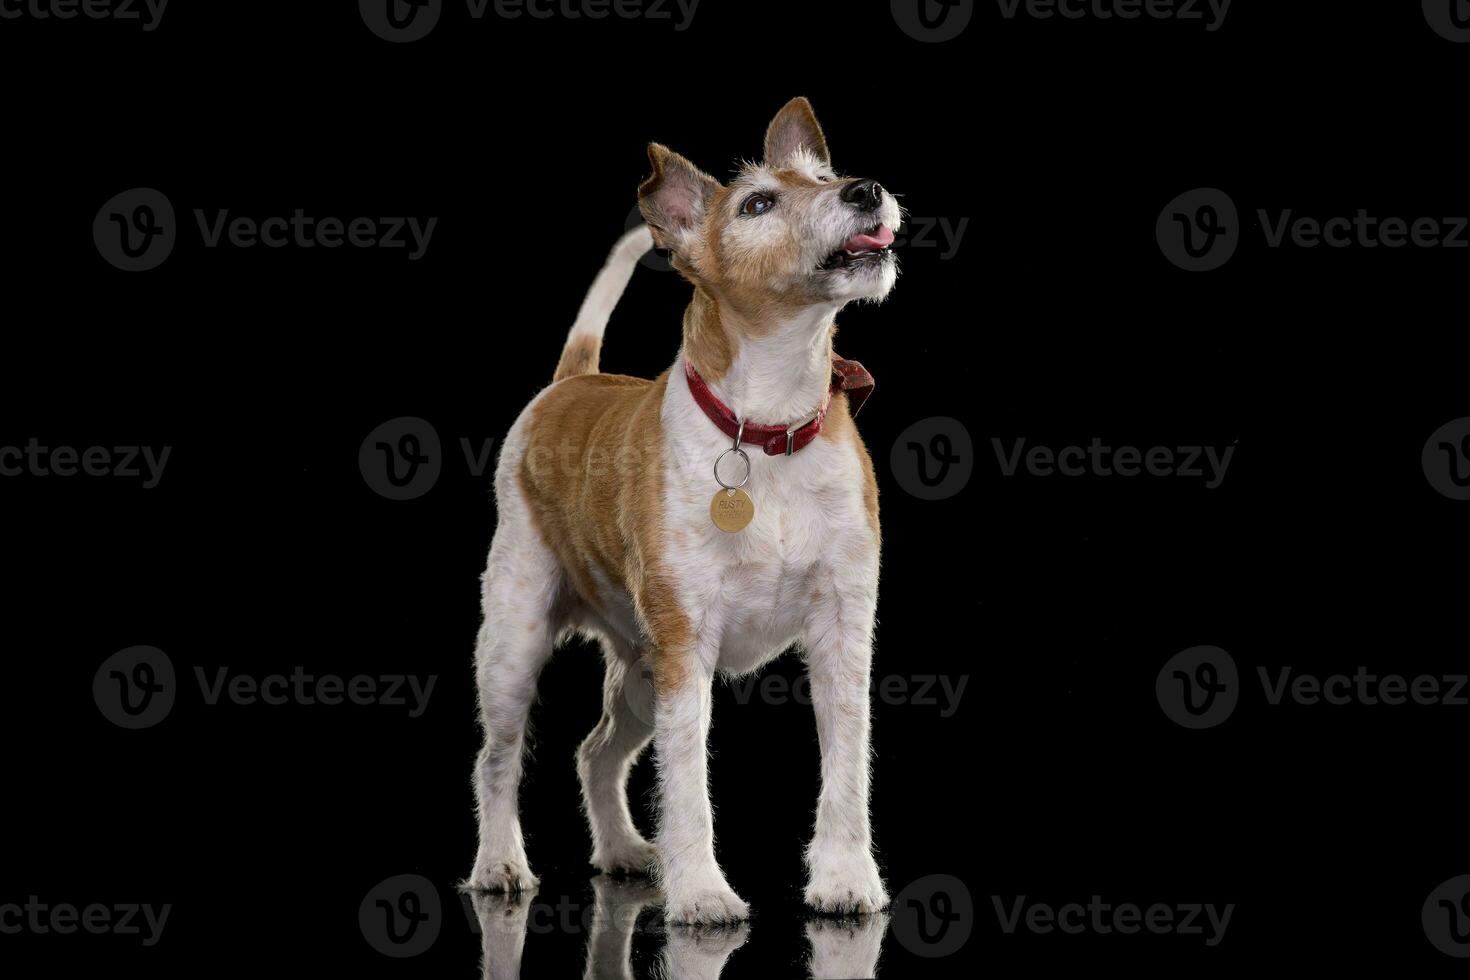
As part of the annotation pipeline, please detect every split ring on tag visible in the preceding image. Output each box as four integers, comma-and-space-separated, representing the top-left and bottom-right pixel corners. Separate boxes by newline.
710, 421, 755, 532
713, 447, 751, 491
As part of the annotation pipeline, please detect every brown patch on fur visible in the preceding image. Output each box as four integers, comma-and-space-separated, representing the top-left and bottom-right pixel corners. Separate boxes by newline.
517, 371, 693, 693
553, 333, 601, 383
681, 287, 736, 382
772, 168, 826, 190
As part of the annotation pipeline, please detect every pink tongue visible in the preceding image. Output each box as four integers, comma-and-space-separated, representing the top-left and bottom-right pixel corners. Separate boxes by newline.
842, 224, 895, 253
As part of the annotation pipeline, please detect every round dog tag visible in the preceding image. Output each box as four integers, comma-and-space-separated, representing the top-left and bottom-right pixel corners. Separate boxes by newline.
710, 488, 754, 532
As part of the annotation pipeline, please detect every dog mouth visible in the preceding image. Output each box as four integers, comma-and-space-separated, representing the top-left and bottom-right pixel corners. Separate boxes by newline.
820, 224, 896, 271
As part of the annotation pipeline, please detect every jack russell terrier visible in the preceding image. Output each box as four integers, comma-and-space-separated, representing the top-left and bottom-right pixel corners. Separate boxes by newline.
467, 97, 901, 925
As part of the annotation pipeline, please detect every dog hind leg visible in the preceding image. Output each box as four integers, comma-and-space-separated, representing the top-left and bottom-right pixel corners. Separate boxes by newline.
466, 522, 562, 894
578, 643, 658, 876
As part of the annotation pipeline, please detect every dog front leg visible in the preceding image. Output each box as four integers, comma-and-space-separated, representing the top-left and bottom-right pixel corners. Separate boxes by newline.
802, 601, 888, 915
652, 644, 749, 925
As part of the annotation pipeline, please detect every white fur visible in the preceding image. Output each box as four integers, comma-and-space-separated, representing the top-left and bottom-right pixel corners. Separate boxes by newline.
712, 304, 843, 425
650, 347, 886, 922
569, 225, 654, 345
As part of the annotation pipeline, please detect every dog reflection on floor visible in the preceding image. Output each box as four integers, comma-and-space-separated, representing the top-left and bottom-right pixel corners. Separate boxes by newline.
469, 876, 888, 979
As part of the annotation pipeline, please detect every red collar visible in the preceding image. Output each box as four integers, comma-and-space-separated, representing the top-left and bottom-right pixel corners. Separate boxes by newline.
684, 354, 875, 456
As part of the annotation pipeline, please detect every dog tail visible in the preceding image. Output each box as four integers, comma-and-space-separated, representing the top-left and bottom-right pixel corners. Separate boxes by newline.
553, 224, 654, 382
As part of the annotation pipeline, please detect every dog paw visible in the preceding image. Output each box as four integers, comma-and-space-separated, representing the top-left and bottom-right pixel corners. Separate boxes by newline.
465, 853, 539, 895
664, 884, 750, 926
804, 854, 888, 916
592, 837, 658, 877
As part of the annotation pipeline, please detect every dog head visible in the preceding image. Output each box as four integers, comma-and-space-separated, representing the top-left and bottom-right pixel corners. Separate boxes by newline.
638, 97, 902, 317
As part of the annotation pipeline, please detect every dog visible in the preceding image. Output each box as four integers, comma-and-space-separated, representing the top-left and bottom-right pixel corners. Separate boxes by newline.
467, 97, 901, 925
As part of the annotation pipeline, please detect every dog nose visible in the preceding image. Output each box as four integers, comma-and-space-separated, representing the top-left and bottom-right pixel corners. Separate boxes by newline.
841, 179, 884, 212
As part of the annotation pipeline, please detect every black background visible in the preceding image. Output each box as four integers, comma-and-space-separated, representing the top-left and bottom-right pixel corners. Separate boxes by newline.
3, 0, 1470, 974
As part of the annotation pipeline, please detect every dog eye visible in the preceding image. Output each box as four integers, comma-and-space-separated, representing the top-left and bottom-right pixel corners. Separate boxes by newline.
741, 193, 775, 216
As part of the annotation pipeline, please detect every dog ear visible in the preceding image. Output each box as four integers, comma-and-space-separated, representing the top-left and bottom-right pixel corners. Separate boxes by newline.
763, 96, 830, 169
638, 143, 720, 258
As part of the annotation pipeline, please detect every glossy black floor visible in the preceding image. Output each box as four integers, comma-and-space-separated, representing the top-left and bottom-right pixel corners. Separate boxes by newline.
7, 1, 1470, 975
